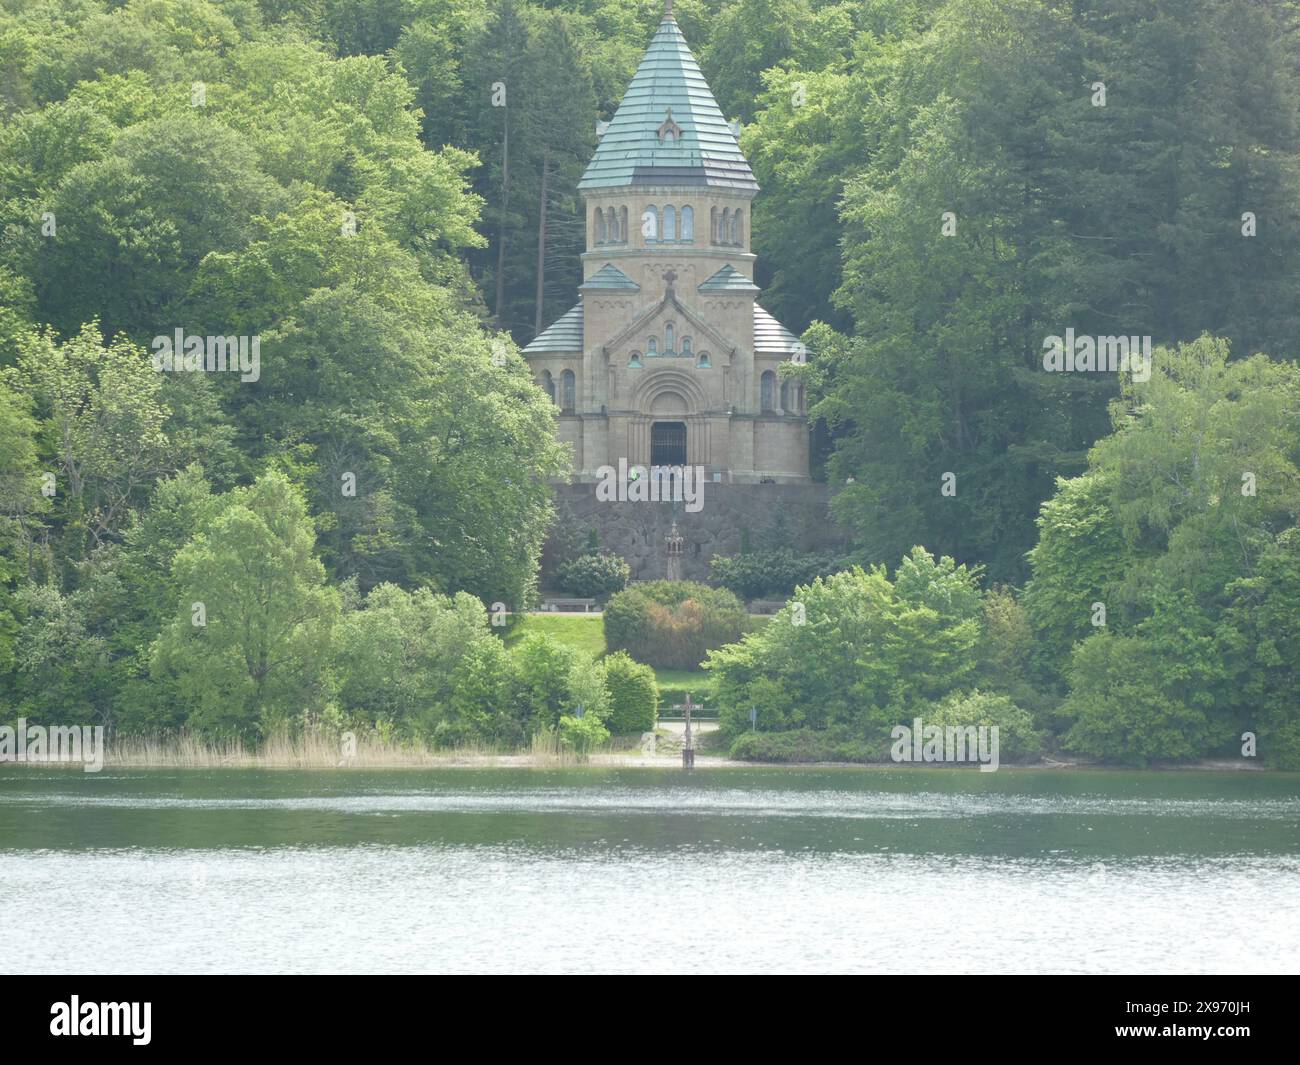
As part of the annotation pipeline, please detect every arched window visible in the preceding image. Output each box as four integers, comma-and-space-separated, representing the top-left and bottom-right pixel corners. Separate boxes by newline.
710, 206, 718, 243
732, 209, 742, 246
697, 350, 711, 369
663, 204, 676, 241
780, 378, 790, 412
619, 206, 628, 243
681, 337, 692, 357
628, 350, 642, 368
681, 205, 694, 242
561, 369, 576, 412
643, 205, 659, 242
595, 208, 606, 245
721, 208, 731, 245
760, 370, 775, 412
647, 337, 658, 356
541, 370, 555, 403
665, 323, 675, 354
608, 207, 618, 243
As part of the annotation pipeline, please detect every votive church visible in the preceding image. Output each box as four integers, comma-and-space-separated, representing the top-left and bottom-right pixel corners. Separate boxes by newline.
524, 5, 810, 485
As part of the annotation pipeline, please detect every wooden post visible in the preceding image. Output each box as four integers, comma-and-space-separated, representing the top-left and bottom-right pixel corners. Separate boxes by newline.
682, 692, 694, 770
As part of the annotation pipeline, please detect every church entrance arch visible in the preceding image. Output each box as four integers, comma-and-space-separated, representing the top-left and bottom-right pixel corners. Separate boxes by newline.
651, 421, 687, 466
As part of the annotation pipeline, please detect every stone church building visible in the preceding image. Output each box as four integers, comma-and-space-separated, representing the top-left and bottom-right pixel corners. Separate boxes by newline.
529, 8, 840, 579
525, 8, 809, 484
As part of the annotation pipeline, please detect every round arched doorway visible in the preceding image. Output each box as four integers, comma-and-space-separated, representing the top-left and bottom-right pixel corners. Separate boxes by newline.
651, 421, 687, 465
649, 389, 689, 465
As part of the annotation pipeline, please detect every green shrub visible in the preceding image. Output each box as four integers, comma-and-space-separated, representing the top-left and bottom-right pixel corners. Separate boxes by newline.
604, 580, 747, 669
554, 552, 629, 598
729, 728, 886, 763
602, 651, 658, 733
925, 690, 1043, 762
509, 631, 609, 735
710, 549, 849, 601
557, 712, 610, 756
710, 550, 984, 738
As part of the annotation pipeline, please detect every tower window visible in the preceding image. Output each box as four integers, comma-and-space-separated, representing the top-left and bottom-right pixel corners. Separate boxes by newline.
664, 204, 677, 241
561, 369, 576, 412
665, 323, 675, 354
657, 108, 683, 144
732, 209, 742, 246
710, 206, 718, 243
760, 370, 775, 412
780, 378, 790, 412
541, 370, 555, 402
619, 206, 628, 243
681, 205, 694, 242
643, 205, 659, 242
595, 208, 606, 245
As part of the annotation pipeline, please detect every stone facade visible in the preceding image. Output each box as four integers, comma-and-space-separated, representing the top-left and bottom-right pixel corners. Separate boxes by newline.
524, 14, 810, 486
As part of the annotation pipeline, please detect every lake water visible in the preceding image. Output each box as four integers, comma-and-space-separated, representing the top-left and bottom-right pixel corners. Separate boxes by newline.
1, 766, 1298, 974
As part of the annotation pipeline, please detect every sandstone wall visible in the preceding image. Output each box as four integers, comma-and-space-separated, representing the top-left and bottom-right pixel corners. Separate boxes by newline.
542, 481, 848, 584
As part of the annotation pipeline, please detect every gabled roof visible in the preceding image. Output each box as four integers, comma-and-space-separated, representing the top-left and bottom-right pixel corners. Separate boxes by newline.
579, 16, 757, 192
753, 304, 802, 355
698, 264, 760, 294
603, 289, 735, 357
523, 303, 583, 353
580, 263, 640, 291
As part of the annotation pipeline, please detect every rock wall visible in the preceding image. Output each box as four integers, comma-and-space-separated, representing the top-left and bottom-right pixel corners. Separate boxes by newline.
542, 481, 847, 584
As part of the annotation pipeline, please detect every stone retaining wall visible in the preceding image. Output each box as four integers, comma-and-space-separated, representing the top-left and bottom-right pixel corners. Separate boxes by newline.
542, 481, 848, 583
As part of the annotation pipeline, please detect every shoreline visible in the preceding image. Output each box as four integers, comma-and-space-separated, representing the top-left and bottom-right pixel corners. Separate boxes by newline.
0, 753, 1274, 772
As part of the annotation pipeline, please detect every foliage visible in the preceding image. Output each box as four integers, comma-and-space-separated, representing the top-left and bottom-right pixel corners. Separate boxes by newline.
709, 548, 984, 738
333, 584, 502, 736
709, 548, 848, 601
1032, 337, 1300, 764
926, 690, 1042, 763
729, 727, 885, 764
150, 471, 340, 741
557, 711, 609, 755
604, 580, 747, 670
601, 650, 657, 734
554, 551, 629, 598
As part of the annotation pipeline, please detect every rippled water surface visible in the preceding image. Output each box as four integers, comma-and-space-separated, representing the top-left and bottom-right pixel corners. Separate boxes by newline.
1, 767, 1297, 973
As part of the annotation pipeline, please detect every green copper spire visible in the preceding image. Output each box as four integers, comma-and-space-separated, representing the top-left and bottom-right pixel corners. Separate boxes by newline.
578, 15, 757, 192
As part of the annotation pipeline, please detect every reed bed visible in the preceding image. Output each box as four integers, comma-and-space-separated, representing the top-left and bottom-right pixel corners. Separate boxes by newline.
92, 728, 651, 769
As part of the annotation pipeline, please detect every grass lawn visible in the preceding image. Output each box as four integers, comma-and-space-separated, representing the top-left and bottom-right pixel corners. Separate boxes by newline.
505, 612, 606, 658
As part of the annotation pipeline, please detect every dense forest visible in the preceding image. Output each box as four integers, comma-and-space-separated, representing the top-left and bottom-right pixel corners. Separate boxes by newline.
1, 0, 1298, 764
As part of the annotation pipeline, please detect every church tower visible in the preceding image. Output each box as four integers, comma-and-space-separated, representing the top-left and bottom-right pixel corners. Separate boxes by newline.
524, 6, 810, 485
